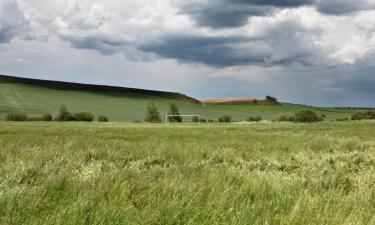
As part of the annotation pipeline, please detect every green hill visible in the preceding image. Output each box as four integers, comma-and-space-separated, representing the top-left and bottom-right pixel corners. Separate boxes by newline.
0, 74, 363, 121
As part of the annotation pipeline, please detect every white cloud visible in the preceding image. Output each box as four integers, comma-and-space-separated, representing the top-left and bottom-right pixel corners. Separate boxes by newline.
2, 0, 373, 68
59, 2, 110, 30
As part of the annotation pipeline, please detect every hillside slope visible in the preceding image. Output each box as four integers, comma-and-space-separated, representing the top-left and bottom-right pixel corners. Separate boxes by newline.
0, 75, 362, 121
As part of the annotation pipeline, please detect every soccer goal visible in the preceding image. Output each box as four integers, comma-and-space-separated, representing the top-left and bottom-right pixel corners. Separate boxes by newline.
165, 114, 201, 126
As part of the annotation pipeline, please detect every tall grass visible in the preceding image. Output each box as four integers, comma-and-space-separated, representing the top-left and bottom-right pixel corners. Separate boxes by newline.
1, 121, 375, 224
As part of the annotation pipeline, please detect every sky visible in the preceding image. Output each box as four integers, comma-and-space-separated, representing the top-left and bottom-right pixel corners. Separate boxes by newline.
0, 0, 375, 106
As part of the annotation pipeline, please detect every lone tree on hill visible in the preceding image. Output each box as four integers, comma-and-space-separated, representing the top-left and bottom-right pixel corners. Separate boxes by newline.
168, 103, 182, 122
145, 102, 161, 123
266, 96, 278, 104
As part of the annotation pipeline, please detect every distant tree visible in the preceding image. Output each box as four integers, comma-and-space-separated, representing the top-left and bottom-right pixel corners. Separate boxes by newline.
247, 115, 262, 122
6, 112, 27, 121
266, 96, 278, 104
219, 114, 232, 123
145, 102, 161, 123
54, 105, 73, 121
72, 112, 94, 121
42, 113, 53, 121
168, 103, 182, 122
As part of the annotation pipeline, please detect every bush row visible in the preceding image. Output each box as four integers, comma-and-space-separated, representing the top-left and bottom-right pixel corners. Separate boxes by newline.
6, 102, 375, 123
5, 113, 53, 122
334, 111, 375, 122
277, 111, 323, 123
5, 105, 109, 122
351, 111, 375, 121
146, 103, 323, 124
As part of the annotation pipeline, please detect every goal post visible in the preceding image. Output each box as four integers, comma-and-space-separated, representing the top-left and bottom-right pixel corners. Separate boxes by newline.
165, 114, 201, 126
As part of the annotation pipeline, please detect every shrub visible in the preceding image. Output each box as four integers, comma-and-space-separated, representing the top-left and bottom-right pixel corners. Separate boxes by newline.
351, 111, 375, 120
369, 111, 375, 119
72, 112, 94, 122
98, 116, 109, 122
192, 116, 207, 123
53, 105, 95, 122
351, 112, 368, 120
168, 104, 182, 122
192, 116, 200, 123
6, 112, 27, 121
278, 115, 288, 122
145, 102, 161, 123
54, 105, 73, 121
247, 115, 262, 122
219, 114, 232, 123
278, 115, 296, 122
42, 113, 53, 121
288, 116, 296, 122
208, 119, 214, 123
295, 110, 321, 123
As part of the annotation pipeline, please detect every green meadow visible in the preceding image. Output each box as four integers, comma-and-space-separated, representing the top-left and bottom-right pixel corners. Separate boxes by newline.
0, 82, 361, 122
1, 121, 375, 225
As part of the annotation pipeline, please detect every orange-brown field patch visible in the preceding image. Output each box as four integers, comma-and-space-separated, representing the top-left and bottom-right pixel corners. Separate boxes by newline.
201, 98, 258, 104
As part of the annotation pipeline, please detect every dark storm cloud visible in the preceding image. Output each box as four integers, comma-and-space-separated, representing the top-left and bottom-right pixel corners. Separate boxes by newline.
137, 19, 331, 68
176, 0, 375, 29
176, 0, 315, 28
327, 66, 375, 93
188, 0, 311, 27
231, 0, 315, 7
63, 36, 129, 55
184, 5, 273, 28
138, 35, 273, 67
315, 0, 375, 15
54, 16, 329, 68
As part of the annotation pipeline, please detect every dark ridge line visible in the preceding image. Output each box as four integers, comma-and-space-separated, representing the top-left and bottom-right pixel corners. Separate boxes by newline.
0, 74, 201, 104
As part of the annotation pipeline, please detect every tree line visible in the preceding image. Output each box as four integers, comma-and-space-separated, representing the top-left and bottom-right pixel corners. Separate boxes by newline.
5, 102, 375, 123
5, 105, 109, 122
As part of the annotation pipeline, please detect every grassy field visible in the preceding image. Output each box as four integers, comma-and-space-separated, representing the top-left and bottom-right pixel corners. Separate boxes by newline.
1, 121, 375, 224
0, 80, 362, 122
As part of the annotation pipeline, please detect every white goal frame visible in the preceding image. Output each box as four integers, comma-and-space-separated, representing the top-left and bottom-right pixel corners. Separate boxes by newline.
165, 114, 201, 126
